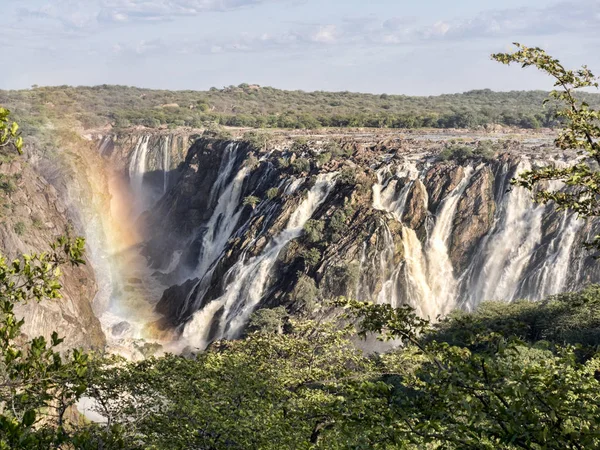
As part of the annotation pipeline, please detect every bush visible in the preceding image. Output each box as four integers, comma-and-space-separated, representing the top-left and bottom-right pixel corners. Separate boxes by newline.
14, 221, 26, 235
290, 138, 308, 153
243, 195, 260, 209
277, 157, 291, 169
339, 166, 358, 185
246, 306, 288, 334
439, 143, 496, 163
316, 151, 332, 167
243, 131, 271, 150
432, 284, 600, 352
289, 274, 319, 313
438, 145, 473, 163
328, 208, 351, 242
291, 157, 311, 174
322, 263, 360, 297
203, 123, 233, 140
266, 187, 279, 200
301, 247, 322, 269
244, 154, 260, 170
303, 219, 325, 243
0, 175, 16, 194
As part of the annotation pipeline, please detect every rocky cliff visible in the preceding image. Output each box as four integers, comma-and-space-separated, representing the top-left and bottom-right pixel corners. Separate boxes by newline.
11, 128, 598, 356
109, 133, 599, 351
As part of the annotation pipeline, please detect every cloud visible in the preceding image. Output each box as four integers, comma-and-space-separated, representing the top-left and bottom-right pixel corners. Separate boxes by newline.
432, 0, 598, 41
98, 0, 287, 23
311, 25, 337, 43
17, 1, 99, 31
18, 0, 291, 29
105, 0, 600, 60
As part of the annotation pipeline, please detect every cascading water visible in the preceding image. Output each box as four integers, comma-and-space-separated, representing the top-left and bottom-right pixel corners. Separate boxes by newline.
88, 133, 598, 355
129, 135, 150, 205
162, 135, 171, 193
195, 145, 247, 282
372, 157, 588, 320
182, 172, 337, 350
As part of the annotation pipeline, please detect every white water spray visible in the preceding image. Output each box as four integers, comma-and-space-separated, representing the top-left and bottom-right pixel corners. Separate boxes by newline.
182, 172, 337, 350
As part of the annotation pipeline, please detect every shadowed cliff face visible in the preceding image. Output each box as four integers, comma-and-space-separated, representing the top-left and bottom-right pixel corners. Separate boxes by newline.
99, 135, 597, 352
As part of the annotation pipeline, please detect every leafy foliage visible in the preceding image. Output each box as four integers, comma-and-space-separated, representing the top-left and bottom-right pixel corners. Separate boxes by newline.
0, 108, 23, 155
2, 84, 590, 133
242, 195, 260, 209
291, 157, 311, 174
266, 187, 280, 200
492, 43, 600, 247
0, 236, 90, 448
303, 219, 325, 243
438, 142, 496, 163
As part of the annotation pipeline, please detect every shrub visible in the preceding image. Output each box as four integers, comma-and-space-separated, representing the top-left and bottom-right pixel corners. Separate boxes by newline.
322, 263, 360, 297
439, 143, 496, 163
289, 274, 319, 313
316, 151, 332, 167
438, 145, 473, 163
14, 221, 26, 235
303, 219, 325, 243
290, 138, 308, 153
32, 216, 43, 229
246, 306, 288, 334
277, 157, 291, 169
0, 175, 16, 194
291, 157, 311, 174
328, 208, 350, 241
243, 195, 260, 209
244, 154, 260, 170
266, 187, 279, 200
301, 247, 322, 269
203, 123, 233, 140
243, 131, 271, 150
339, 166, 358, 185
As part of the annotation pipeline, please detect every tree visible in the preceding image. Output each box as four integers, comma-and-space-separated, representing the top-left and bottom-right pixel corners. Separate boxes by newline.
0, 108, 23, 154
0, 236, 91, 448
492, 43, 600, 247
335, 296, 600, 449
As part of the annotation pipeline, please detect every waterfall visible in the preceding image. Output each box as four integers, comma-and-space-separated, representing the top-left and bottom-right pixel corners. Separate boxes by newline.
182, 172, 337, 350
460, 161, 545, 306
533, 212, 583, 299
128, 135, 150, 198
208, 143, 241, 206
385, 166, 476, 319
421, 166, 475, 316
195, 166, 249, 283
371, 156, 590, 319
93, 132, 598, 351
162, 135, 171, 193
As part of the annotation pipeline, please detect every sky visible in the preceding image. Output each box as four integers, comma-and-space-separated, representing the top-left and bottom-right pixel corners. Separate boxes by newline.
2, 0, 600, 95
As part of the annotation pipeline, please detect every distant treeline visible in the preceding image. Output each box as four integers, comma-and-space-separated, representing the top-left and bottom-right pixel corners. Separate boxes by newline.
3, 84, 600, 133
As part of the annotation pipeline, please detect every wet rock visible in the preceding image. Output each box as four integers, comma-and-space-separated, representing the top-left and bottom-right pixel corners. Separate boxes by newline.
425, 164, 464, 213
111, 321, 132, 337
403, 180, 428, 231
450, 166, 496, 272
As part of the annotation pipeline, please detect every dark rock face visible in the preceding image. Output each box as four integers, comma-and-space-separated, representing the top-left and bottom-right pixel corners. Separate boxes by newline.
403, 180, 428, 231
425, 164, 464, 213
155, 278, 200, 328
450, 166, 496, 272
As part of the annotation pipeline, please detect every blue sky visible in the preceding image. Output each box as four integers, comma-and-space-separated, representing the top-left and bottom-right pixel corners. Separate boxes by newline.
2, 0, 599, 94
